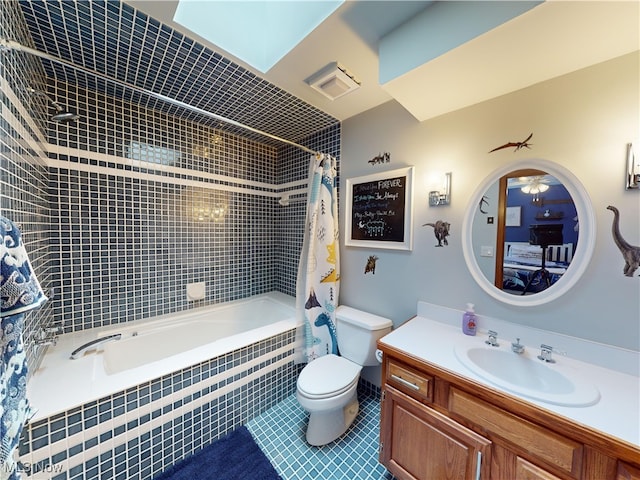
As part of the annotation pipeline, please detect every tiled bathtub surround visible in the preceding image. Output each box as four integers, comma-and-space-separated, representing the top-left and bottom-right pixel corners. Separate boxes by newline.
20, 329, 299, 480
3, 0, 341, 477
45, 80, 339, 333
3, 0, 340, 348
0, 0, 55, 373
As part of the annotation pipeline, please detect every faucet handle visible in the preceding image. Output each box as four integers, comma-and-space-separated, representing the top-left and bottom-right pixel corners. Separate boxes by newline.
537, 344, 556, 363
44, 325, 63, 334
485, 330, 499, 347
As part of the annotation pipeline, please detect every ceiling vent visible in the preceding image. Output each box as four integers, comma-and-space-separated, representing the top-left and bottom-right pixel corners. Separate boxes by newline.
306, 62, 361, 101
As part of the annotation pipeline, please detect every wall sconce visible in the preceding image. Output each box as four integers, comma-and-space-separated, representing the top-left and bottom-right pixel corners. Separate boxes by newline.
428, 172, 452, 206
626, 142, 639, 190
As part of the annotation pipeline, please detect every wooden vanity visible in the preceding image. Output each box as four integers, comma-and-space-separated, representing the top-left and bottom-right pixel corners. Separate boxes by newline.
377, 318, 640, 480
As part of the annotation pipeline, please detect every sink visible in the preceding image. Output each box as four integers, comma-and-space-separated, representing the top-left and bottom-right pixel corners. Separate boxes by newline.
454, 346, 600, 407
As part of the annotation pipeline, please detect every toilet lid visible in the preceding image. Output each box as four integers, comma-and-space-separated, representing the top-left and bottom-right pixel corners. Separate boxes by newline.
297, 354, 361, 398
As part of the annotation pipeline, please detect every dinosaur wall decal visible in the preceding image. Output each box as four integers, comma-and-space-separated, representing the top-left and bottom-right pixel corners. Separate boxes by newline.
423, 220, 450, 247
606, 205, 640, 277
364, 255, 378, 274
489, 133, 533, 153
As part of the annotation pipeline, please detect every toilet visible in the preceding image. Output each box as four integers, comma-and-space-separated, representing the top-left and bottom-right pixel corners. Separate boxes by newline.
296, 305, 393, 446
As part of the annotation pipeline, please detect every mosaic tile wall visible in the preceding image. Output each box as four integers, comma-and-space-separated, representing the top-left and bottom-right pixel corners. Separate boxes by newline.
5, 0, 341, 339
3, 1, 341, 478
20, 330, 300, 480
45, 79, 340, 332
0, 0, 56, 373
18, 0, 339, 150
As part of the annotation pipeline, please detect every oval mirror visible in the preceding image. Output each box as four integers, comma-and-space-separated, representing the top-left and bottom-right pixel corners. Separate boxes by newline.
462, 159, 596, 306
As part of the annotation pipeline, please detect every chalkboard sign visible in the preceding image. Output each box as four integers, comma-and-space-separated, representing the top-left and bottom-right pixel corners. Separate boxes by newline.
345, 167, 414, 250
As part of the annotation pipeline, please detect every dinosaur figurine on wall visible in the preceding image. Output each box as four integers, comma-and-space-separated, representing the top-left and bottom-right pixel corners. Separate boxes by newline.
423, 220, 450, 247
364, 255, 378, 274
606, 205, 640, 277
489, 133, 533, 153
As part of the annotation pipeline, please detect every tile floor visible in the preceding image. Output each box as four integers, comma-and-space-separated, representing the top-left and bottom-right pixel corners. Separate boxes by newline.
247, 391, 395, 480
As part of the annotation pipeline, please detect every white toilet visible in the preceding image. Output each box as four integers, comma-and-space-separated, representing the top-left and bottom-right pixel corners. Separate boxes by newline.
296, 305, 393, 446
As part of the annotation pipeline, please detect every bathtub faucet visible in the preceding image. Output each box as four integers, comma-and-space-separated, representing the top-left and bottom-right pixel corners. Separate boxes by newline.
70, 333, 122, 359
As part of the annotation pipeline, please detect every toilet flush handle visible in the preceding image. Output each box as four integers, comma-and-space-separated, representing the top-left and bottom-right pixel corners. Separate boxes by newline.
375, 349, 384, 363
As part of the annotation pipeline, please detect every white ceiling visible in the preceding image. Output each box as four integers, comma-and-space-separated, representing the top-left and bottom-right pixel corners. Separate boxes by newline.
129, 1, 639, 123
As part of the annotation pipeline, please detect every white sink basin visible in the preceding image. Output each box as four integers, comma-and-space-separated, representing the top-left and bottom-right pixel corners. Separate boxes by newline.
454, 346, 600, 407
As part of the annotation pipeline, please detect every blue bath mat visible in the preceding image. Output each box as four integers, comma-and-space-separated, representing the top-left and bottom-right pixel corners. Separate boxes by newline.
154, 426, 282, 480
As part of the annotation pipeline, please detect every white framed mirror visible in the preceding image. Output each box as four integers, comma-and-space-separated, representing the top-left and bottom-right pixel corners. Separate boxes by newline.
462, 159, 596, 306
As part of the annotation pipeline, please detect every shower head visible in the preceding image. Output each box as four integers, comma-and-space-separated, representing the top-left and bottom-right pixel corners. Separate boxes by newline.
28, 87, 80, 123
51, 110, 80, 123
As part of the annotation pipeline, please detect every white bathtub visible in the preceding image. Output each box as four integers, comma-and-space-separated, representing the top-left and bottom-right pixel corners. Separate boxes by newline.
28, 292, 297, 421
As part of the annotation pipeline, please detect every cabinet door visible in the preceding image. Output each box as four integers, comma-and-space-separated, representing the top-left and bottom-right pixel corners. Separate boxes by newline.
380, 386, 491, 480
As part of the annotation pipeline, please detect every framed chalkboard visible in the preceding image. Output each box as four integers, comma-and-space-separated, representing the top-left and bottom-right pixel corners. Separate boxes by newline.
345, 166, 414, 250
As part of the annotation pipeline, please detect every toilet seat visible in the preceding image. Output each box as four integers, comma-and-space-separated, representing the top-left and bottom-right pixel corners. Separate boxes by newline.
297, 354, 361, 399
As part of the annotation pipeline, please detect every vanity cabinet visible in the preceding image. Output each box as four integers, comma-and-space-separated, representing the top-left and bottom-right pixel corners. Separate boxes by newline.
380, 385, 491, 480
379, 346, 640, 480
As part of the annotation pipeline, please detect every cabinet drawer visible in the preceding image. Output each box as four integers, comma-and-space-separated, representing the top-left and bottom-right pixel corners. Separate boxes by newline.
386, 359, 433, 403
516, 457, 565, 480
449, 388, 583, 478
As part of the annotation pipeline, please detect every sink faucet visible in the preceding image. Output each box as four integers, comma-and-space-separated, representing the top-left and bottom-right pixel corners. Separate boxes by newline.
70, 333, 122, 359
537, 344, 556, 363
485, 330, 499, 347
511, 338, 525, 354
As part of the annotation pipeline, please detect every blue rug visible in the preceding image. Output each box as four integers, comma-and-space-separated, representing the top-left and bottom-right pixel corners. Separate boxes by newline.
154, 426, 282, 480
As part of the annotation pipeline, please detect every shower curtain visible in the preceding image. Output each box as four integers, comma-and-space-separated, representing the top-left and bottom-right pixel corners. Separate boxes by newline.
0, 216, 47, 480
296, 153, 339, 363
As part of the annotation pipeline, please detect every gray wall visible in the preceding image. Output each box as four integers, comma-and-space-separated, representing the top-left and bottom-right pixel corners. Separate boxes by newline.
340, 53, 639, 356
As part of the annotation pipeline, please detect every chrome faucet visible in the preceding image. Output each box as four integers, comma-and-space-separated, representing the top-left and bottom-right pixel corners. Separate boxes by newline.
511, 338, 525, 354
33, 325, 63, 347
34, 335, 58, 347
70, 333, 122, 359
43, 325, 63, 335
485, 330, 499, 347
537, 344, 555, 363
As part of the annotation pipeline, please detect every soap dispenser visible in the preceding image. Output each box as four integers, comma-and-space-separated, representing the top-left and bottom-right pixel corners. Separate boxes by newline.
462, 303, 477, 336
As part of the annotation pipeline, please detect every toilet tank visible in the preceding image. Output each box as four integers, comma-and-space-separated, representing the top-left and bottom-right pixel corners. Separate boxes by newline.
336, 306, 393, 366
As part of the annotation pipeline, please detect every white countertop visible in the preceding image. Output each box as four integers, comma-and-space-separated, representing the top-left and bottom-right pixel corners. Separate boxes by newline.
378, 302, 640, 448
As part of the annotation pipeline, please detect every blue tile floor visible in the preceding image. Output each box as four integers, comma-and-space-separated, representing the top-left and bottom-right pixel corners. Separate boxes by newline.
246, 392, 395, 480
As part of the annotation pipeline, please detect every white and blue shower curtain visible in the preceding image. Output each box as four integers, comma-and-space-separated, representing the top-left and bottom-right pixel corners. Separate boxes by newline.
0, 216, 47, 480
296, 154, 340, 363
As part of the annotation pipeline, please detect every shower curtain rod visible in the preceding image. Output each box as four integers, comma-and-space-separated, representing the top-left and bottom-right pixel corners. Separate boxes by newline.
1, 39, 320, 156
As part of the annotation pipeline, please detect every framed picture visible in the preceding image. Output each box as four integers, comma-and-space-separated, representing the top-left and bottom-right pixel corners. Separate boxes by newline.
345, 166, 414, 250
505, 206, 521, 227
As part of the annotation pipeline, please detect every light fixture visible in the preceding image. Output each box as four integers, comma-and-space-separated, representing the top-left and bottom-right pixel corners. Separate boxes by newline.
521, 176, 549, 195
428, 172, 452, 207
306, 62, 361, 101
626, 142, 639, 190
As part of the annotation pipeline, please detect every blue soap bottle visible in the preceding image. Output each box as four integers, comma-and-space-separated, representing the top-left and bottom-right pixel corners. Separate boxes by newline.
462, 303, 477, 336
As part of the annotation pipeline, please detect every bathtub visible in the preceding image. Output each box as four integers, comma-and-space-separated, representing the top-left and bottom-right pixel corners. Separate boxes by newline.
27, 291, 297, 421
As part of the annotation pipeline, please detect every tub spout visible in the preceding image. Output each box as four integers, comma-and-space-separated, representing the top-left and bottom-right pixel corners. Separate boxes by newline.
70, 334, 122, 359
